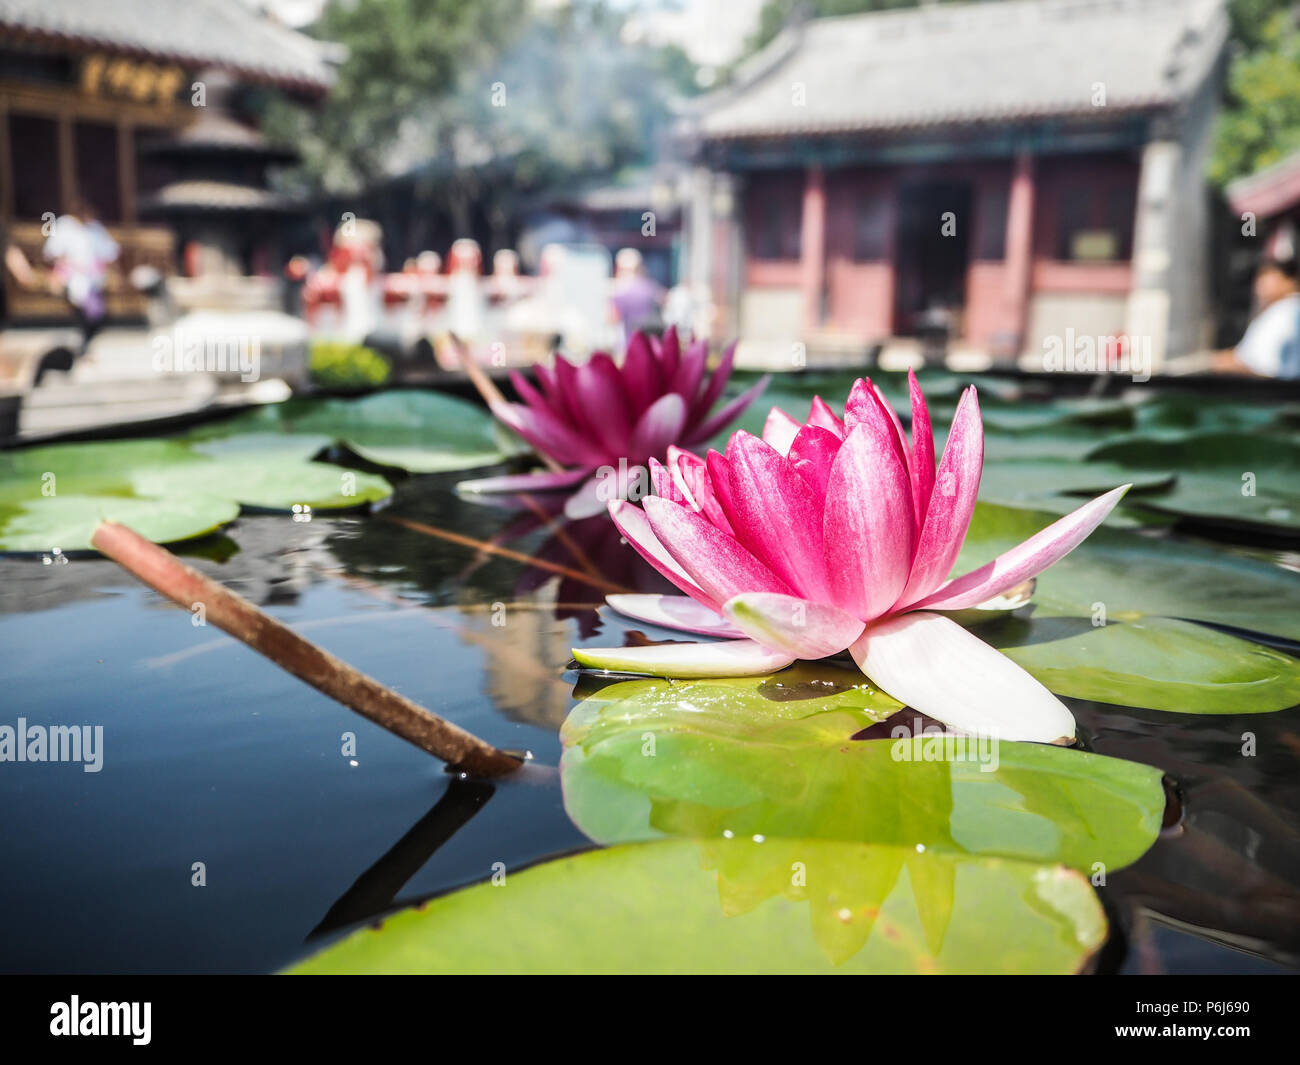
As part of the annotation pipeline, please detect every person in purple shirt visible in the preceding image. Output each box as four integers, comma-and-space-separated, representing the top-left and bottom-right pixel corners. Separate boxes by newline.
610, 247, 665, 343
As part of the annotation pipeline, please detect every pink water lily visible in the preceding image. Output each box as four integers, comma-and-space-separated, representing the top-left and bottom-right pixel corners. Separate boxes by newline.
572, 371, 1130, 743
459, 328, 768, 520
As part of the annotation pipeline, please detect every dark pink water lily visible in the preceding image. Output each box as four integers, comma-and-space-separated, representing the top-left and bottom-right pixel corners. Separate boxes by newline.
460, 328, 768, 520
572, 371, 1129, 743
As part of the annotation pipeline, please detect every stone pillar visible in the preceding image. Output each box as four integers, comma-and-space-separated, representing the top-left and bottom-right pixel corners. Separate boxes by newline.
1125, 138, 1179, 372
800, 164, 827, 332
1002, 151, 1035, 356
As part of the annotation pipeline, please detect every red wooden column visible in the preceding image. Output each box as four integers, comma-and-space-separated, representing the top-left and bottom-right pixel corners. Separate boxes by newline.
800, 164, 827, 332
1003, 151, 1036, 354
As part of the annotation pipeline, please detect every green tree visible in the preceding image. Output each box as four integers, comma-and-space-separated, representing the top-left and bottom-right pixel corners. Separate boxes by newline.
1211, 4, 1300, 185
265, 0, 689, 198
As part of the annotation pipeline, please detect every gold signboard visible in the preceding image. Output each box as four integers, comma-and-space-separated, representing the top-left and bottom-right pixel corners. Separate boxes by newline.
80, 55, 185, 107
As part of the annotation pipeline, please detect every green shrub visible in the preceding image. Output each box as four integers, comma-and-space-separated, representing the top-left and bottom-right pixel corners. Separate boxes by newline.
309, 342, 393, 391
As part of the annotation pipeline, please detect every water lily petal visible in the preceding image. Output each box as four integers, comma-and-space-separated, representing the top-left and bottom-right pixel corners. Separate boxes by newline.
873, 382, 911, 466
457, 467, 593, 495
508, 369, 564, 423
787, 424, 842, 502
850, 611, 1076, 743
609, 499, 715, 606
908, 368, 936, 528
896, 386, 983, 609
575, 353, 634, 455
605, 593, 744, 637
565, 467, 648, 521
762, 407, 802, 456
628, 393, 688, 465
705, 448, 739, 525
684, 374, 771, 446
724, 592, 866, 659
572, 638, 795, 678
658, 325, 682, 383
489, 400, 604, 468
672, 337, 709, 406
621, 332, 664, 417
666, 446, 733, 534
823, 423, 916, 620
644, 494, 795, 604
911, 485, 1131, 612
551, 354, 600, 437
809, 395, 846, 439
844, 378, 909, 475
690, 341, 737, 426
724, 432, 833, 601
648, 456, 677, 502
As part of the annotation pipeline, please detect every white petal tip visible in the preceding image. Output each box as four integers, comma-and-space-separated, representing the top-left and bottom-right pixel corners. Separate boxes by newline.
571, 638, 795, 678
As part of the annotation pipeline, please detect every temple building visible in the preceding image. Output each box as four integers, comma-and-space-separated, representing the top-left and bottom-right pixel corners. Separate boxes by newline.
0, 0, 333, 321
679, 0, 1229, 371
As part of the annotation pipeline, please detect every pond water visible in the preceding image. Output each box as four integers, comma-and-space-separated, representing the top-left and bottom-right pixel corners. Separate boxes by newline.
2, 385, 1299, 973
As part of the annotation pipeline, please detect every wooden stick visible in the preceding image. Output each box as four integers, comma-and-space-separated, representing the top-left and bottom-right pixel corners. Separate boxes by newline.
445, 331, 566, 473
91, 521, 522, 778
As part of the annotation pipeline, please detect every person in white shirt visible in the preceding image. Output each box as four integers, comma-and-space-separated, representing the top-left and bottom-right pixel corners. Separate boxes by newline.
42, 198, 119, 351
1228, 256, 1300, 379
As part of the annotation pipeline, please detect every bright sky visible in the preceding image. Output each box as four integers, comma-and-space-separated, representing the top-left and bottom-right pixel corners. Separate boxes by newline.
244, 0, 765, 68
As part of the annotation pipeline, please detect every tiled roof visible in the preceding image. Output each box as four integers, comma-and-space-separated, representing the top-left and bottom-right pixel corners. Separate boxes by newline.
1227, 147, 1300, 219
685, 0, 1227, 140
142, 180, 295, 212
0, 0, 335, 93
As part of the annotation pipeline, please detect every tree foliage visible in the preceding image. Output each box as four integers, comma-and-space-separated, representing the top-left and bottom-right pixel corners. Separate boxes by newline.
1211, 3, 1300, 186
264, 0, 691, 198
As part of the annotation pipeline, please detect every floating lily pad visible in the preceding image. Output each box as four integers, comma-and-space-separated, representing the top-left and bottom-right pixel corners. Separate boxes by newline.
991, 615, 1300, 714
289, 839, 1107, 974
959, 502, 1300, 644
0, 435, 393, 552
130, 459, 392, 511
0, 494, 239, 552
1087, 433, 1300, 532
975, 460, 1172, 510
194, 391, 522, 473
560, 672, 1165, 872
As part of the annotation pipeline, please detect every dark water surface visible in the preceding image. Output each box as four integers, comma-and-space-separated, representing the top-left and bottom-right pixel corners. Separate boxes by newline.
1, 468, 1297, 973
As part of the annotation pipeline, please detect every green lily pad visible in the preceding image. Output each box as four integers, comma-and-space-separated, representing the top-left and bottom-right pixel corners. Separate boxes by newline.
991, 615, 1300, 714
0, 493, 239, 552
196, 391, 521, 473
560, 670, 1165, 872
975, 460, 1171, 510
1087, 433, 1300, 532
289, 839, 1107, 974
0, 435, 394, 551
959, 501, 1300, 644
130, 459, 392, 511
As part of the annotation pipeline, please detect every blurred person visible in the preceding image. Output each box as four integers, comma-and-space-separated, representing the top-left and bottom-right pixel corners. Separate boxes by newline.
488, 248, 528, 302
610, 247, 664, 342
1, 220, 40, 323
446, 238, 486, 338
1221, 254, 1300, 379
332, 219, 383, 343
42, 197, 119, 351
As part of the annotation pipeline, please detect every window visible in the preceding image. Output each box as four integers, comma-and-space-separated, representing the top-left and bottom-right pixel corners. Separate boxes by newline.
747, 173, 803, 261
853, 195, 890, 261
1054, 181, 1135, 262
74, 121, 121, 223
8, 113, 60, 220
